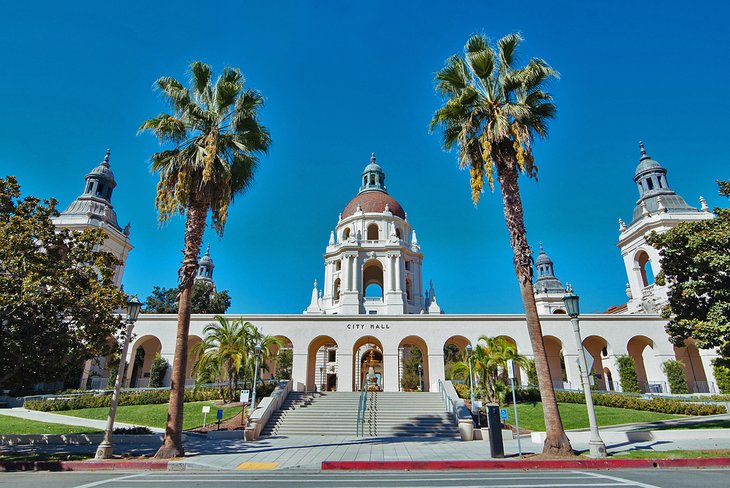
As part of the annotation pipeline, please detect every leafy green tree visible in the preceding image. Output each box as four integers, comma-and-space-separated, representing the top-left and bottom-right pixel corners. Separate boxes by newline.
149, 354, 170, 388
275, 348, 293, 380
646, 181, 730, 365
0, 176, 126, 390
140, 61, 271, 457
616, 355, 641, 393
143, 282, 231, 314
430, 34, 571, 454
661, 359, 688, 394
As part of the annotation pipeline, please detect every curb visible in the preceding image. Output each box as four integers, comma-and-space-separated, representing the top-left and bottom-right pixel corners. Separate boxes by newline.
0, 460, 170, 472
322, 458, 730, 471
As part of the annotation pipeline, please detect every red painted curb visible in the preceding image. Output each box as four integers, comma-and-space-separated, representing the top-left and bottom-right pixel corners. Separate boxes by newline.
0, 460, 170, 472
322, 457, 730, 471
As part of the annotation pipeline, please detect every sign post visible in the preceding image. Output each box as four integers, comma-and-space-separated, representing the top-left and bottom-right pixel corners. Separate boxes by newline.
201, 405, 210, 428
507, 359, 522, 457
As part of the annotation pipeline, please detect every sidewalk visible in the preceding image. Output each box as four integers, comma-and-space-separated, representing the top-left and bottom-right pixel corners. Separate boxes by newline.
0, 407, 165, 433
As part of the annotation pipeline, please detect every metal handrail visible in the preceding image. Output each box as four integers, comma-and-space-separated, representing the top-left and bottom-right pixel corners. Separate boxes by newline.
355, 377, 367, 436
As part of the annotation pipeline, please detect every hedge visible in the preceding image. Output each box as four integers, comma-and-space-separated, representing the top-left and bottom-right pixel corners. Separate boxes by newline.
507, 387, 724, 416
616, 355, 641, 393
662, 359, 689, 394
453, 382, 470, 400
713, 360, 730, 394
24, 383, 278, 412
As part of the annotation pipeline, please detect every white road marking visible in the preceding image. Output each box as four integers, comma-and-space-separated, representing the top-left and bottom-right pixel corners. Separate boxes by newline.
580, 471, 663, 488
119, 475, 598, 482
72, 472, 149, 488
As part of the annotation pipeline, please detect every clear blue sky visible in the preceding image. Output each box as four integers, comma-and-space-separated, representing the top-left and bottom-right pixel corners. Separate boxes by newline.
1, 1, 728, 314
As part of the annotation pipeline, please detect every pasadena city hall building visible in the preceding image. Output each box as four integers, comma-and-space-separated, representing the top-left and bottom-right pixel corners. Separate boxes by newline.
56, 144, 720, 395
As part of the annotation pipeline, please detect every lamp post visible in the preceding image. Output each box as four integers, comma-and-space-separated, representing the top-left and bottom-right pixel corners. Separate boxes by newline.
249, 343, 262, 417
319, 366, 324, 392
563, 285, 607, 458
466, 344, 477, 418
417, 364, 423, 392
95, 295, 142, 460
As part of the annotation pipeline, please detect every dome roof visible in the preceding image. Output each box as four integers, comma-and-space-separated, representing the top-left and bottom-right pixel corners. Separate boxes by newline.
535, 246, 553, 266
634, 141, 665, 177
199, 245, 214, 268
87, 149, 116, 184
342, 190, 406, 220
363, 161, 382, 174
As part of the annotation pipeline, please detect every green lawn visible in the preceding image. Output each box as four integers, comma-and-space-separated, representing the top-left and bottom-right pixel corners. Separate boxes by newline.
57, 401, 239, 430
504, 402, 684, 431
0, 413, 101, 435
613, 449, 730, 459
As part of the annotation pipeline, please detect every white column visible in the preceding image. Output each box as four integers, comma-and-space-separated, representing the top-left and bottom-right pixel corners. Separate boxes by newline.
699, 350, 718, 392
342, 256, 350, 292
291, 343, 308, 392
427, 352, 445, 392
383, 348, 399, 392
338, 351, 354, 393
395, 256, 402, 291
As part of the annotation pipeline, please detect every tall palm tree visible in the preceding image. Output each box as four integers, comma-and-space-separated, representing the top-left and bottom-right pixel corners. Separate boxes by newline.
430, 34, 572, 455
140, 61, 271, 458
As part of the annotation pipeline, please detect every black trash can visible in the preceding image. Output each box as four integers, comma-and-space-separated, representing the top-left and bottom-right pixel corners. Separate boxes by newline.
485, 403, 504, 458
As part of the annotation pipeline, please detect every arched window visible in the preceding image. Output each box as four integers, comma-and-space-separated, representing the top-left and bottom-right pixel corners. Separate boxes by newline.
405, 278, 412, 301
636, 250, 654, 287
333, 278, 341, 302
367, 224, 379, 240
552, 309, 566, 314
362, 260, 384, 300
395, 227, 402, 239
343, 227, 351, 241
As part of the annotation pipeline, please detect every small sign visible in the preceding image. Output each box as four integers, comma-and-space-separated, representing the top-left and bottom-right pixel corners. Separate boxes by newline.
507, 359, 516, 380
201, 406, 210, 414
500, 408, 508, 420
240, 389, 250, 404
217, 409, 224, 421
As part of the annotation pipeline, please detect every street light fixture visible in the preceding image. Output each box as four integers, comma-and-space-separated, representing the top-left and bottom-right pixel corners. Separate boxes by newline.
466, 344, 477, 419
417, 364, 423, 392
563, 285, 607, 458
249, 343, 262, 418
95, 295, 142, 459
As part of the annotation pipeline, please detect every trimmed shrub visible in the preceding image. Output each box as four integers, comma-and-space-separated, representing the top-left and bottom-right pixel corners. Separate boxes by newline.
113, 426, 153, 435
148, 354, 169, 388
617, 355, 641, 393
662, 359, 689, 394
453, 382, 470, 399
525, 359, 538, 387
25, 387, 221, 412
714, 360, 730, 394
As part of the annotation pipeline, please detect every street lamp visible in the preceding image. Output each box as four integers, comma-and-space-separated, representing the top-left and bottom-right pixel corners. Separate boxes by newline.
563, 285, 607, 458
466, 344, 477, 419
417, 364, 423, 392
249, 343, 262, 418
95, 295, 142, 459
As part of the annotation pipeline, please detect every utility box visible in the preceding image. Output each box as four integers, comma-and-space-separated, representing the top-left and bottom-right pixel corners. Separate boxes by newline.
486, 403, 504, 458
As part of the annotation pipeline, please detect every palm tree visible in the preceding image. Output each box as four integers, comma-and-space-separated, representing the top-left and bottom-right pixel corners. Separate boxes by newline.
140, 61, 271, 458
430, 34, 572, 455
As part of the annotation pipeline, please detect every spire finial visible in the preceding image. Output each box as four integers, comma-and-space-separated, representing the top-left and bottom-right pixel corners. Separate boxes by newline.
205, 243, 211, 255
639, 141, 647, 159
370, 152, 376, 163
102, 148, 111, 167
539, 242, 545, 253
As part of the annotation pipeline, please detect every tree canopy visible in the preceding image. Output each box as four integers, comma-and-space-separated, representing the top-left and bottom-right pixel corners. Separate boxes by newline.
0, 176, 126, 391
647, 181, 730, 365
143, 282, 231, 314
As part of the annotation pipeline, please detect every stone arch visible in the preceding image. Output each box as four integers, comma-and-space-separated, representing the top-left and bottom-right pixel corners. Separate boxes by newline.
582, 335, 610, 390
443, 335, 471, 383
307, 335, 338, 392
185, 335, 203, 385
543, 336, 567, 389
627, 335, 657, 392
128, 335, 162, 388
353, 336, 384, 391
367, 223, 379, 240
674, 338, 709, 393
363, 259, 384, 299
399, 336, 429, 392
552, 309, 566, 314
634, 250, 654, 287
266, 335, 294, 381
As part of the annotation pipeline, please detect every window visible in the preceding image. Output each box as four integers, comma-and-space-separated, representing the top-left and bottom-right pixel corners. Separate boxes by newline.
334, 278, 341, 302
343, 228, 351, 240
335, 261, 341, 271
367, 224, 379, 240
636, 250, 654, 286
395, 227, 402, 239
646, 178, 654, 190
368, 310, 378, 314
328, 349, 336, 362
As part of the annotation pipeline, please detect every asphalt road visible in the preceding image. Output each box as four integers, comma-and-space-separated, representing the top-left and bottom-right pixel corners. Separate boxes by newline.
0, 469, 729, 488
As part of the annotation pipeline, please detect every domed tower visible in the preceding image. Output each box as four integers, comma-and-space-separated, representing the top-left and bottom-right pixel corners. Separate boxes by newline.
533, 243, 567, 314
195, 244, 216, 291
617, 142, 713, 314
305, 154, 427, 315
53, 149, 132, 288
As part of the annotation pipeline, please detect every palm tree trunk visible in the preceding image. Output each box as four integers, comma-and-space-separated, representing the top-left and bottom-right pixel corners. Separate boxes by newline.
496, 150, 573, 456
155, 199, 207, 458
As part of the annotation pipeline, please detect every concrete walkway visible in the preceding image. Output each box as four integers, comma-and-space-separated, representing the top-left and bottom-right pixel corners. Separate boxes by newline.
0, 407, 165, 433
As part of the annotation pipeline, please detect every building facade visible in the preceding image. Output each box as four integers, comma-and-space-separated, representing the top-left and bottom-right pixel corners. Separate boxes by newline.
70, 146, 720, 395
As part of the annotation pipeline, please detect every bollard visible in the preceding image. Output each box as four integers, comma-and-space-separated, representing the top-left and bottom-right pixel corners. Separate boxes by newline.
486, 403, 504, 458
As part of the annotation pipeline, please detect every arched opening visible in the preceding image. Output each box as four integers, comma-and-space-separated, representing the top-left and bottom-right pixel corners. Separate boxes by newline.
544, 336, 567, 389
342, 227, 351, 241
395, 227, 402, 239
399, 336, 429, 391
635, 250, 654, 287
307, 336, 337, 392
353, 336, 384, 391
333, 278, 341, 302
266, 335, 293, 381
603, 368, 614, 391
367, 223, 379, 240
627, 335, 657, 393
128, 335, 162, 388
362, 260, 384, 301
405, 277, 412, 302
582, 336, 610, 390
552, 309, 566, 314
443, 336, 471, 386
674, 339, 709, 393
185, 335, 203, 386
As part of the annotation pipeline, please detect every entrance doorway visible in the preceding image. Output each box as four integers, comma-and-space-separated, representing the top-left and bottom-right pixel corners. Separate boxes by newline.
359, 348, 383, 391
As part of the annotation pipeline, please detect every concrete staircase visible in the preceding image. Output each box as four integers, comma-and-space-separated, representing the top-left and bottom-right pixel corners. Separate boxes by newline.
261, 391, 456, 437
